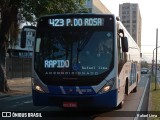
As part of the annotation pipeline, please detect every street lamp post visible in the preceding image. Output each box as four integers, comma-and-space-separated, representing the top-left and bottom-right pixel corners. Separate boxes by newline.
152, 46, 160, 75
152, 29, 159, 90
155, 29, 158, 90
152, 48, 155, 75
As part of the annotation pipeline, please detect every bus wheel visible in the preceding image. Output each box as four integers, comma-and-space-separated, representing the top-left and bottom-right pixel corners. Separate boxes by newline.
132, 80, 138, 93
117, 100, 124, 109
117, 85, 125, 109
125, 79, 129, 95
132, 86, 137, 93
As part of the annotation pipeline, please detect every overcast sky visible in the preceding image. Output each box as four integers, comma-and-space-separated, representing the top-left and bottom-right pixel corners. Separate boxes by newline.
100, 0, 160, 63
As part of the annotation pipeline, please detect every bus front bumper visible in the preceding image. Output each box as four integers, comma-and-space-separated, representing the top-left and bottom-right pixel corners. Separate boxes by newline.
32, 89, 118, 108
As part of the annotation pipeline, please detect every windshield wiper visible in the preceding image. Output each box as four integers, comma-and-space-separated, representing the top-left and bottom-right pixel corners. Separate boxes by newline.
76, 32, 93, 63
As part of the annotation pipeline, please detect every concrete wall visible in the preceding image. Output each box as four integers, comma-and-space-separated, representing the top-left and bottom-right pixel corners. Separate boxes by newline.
6, 57, 32, 78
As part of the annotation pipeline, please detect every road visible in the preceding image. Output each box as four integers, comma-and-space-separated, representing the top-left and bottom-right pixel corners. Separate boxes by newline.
0, 74, 150, 120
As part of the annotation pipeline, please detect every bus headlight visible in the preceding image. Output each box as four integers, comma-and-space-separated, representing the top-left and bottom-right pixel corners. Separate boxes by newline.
102, 86, 111, 92
32, 78, 45, 93
35, 85, 44, 93
99, 78, 115, 94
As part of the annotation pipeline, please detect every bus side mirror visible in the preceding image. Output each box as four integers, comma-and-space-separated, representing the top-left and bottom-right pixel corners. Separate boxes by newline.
20, 31, 27, 48
121, 37, 128, 52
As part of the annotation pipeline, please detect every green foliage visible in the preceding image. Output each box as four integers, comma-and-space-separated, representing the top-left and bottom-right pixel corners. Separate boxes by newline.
150, 75, 160, 120
19, 0, 86, 24
0, 0, 86, 40
0, 0, 86, 36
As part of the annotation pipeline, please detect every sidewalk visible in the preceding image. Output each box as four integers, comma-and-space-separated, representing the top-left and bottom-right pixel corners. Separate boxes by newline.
0, 77, 31, 98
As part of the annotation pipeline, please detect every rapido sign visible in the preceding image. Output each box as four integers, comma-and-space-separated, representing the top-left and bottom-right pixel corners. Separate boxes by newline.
44, 60, 69, 68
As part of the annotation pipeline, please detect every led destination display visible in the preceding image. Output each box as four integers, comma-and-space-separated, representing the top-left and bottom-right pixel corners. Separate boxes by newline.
48, 18, 104, 27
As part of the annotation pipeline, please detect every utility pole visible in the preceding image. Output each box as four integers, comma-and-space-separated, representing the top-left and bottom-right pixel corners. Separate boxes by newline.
155, 28, 158, 90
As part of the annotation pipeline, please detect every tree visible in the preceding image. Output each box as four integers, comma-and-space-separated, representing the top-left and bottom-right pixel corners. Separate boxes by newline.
0, 0, 85, 92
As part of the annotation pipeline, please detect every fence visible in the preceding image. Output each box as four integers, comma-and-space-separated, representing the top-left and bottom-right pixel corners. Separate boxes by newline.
6, 57, 32, 78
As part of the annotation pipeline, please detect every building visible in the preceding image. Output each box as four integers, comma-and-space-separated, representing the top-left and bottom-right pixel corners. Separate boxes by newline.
119, 3, 142, 50
83, 0, 111, 13
8, 29, 35, 58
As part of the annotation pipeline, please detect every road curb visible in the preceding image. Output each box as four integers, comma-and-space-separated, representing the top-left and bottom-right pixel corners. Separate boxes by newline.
0, 93, 10, 99
134, 76, 150, 120
147, 76, 152, 120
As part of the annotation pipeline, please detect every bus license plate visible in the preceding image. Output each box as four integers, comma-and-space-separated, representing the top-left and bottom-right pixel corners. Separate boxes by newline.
63, 102, 77, 108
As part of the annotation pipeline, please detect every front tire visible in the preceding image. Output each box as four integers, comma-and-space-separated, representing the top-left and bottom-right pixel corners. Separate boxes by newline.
125, 79, 129, 95
132, 80, 138, 93
132, 84, 137, 93
133, 75, 139, 93
117, 100, 124, 109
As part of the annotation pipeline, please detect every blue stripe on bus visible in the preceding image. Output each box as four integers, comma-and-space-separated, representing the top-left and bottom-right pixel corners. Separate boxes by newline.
48, 86, 96, 95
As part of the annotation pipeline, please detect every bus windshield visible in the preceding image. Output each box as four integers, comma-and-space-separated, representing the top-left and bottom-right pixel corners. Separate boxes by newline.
35, 29, 113, 76
34, 15, 115, 85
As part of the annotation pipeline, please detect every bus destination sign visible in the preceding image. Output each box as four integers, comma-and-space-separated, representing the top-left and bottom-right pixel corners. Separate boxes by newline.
48, 18, 104, 27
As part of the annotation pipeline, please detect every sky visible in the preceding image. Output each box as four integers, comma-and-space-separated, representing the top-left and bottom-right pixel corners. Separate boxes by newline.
100, 0, 160, 63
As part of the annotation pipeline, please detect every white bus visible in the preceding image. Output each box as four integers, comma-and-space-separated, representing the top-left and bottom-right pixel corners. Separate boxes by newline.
21, 14, 141, 108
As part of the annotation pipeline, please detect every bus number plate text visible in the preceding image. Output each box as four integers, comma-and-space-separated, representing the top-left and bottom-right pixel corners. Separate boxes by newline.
63, 102, 77, 108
